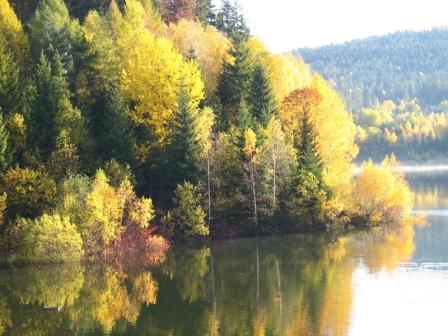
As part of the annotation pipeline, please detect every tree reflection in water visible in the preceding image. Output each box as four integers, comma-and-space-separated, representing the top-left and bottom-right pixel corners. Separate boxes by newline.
0, 222, 417, 336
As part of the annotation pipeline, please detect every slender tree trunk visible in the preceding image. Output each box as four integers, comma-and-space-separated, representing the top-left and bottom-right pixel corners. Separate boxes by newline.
272, 143, 277, 210
207, 154, 212, 224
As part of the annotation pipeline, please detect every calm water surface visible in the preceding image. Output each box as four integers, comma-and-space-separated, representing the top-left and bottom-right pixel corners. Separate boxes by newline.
1, 171, 448, 335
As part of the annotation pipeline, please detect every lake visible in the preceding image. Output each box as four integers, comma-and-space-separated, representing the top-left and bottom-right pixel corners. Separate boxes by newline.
0, 170, 447, 335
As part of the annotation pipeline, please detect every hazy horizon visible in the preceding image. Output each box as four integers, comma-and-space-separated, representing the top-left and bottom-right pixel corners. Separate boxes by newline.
213, 0, 448, 52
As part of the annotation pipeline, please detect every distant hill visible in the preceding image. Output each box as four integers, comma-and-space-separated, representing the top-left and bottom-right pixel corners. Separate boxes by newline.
296, 29, 448, 112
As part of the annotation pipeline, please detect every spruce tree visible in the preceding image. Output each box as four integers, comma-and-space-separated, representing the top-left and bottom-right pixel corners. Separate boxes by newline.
30, 54, 58, 158
296, 108, 323, 182
196, 0, 215, 25
90, 87, 136, 165
0, 40, 21, 117
163, 88, 201, 204
0, 110, 11, 174
30, 53, 86, 159
217, 39, 252, 130
28, 0, 77, 72
214, 0, 249, 43
248, 63, 277, 127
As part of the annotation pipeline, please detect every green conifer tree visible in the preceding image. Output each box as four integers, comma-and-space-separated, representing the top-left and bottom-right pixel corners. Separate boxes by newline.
162, 88, 201, 204
296, 108, 323, 183
248, 63, 277, 127
0, 40, 21, 117
28, 0, 78, 72
90, 87, 136, 165
30, 53, 86, 159
214, 0, 249, 43
217, 40, 252, 130
0, 111, 11, 174
196, 0, 215, 25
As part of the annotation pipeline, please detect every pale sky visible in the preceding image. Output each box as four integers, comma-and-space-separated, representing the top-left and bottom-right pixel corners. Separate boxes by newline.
214, 0, 448, 52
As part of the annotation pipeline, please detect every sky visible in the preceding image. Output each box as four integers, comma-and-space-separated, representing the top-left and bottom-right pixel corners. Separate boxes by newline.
213, 0, 448, 52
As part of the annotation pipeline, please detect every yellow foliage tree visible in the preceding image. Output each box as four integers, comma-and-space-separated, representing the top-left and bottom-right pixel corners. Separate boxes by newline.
352, 158, 414, 223
0, 0, 29, 69
280, 77, 358, 200
169, 19, 230, 98
246, 37, 313, 103
114, 0, 204, 152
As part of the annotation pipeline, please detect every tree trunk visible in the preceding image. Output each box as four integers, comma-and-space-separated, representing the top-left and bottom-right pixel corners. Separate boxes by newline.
207, 154, 211, 224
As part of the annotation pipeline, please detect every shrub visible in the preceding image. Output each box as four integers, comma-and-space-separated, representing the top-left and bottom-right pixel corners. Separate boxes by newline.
172, 182, 209, 238
352, 158, 413, 224
1, 166, 56, 220
13, 213, 84, 263
118, 179, 155, 229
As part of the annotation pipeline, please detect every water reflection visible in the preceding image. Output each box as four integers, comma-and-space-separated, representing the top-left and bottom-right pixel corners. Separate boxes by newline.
0, 222, 417, 336
3, 170, 448, 335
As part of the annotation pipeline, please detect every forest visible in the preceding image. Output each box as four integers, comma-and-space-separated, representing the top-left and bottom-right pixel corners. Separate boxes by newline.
0, 0, 413, 263
298, 29, 448, 161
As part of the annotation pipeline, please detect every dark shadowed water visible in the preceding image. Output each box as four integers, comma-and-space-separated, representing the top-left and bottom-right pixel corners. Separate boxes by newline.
0, 171, 447, 335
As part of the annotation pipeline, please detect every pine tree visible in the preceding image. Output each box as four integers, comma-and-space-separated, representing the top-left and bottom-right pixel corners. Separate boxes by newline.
248, 63, 277, 127
0, 111, 11, 174
217, 39, 252, 130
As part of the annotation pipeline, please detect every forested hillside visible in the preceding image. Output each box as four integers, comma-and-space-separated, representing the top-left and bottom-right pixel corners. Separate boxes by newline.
0, 0, 411, 263
298, 29, 448, 112
297, 30, 448, 161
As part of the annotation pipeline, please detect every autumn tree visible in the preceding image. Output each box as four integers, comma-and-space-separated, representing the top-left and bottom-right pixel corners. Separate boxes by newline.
168, 19, 230, 98
0, 0, 30, 69
259, 117, 295, 217
1, 167, 56, 220
117, 0, 204, 149
14, 214, 84, 263
352, 157, 413, 224
281, 79, 358, 202
246, 37, 313, 103
162, 0, 196, 24
243, 128, 259, 232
